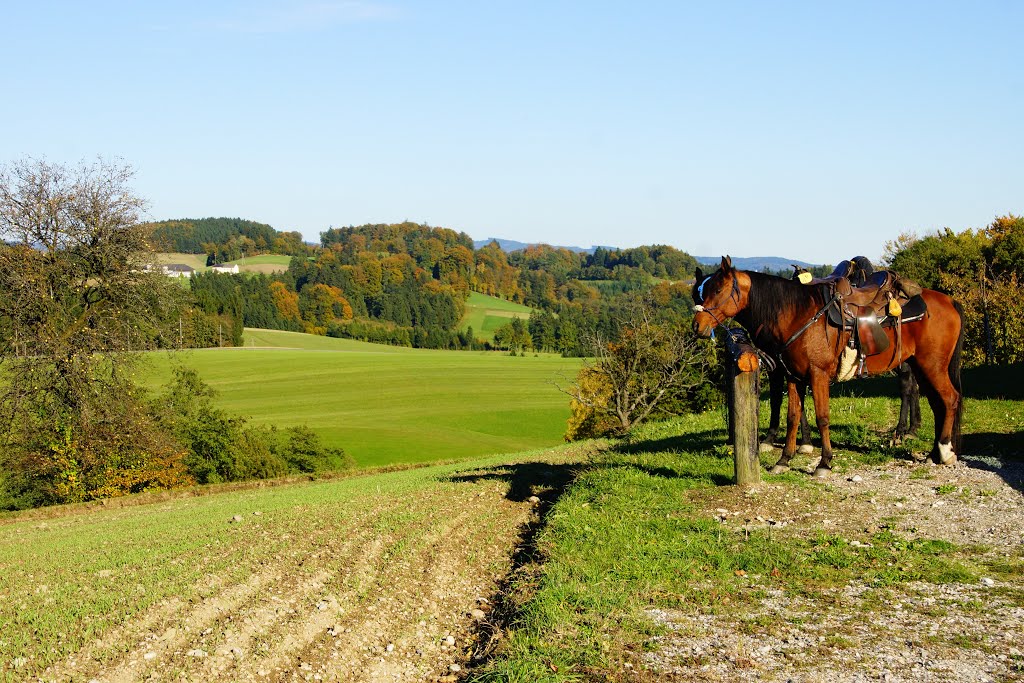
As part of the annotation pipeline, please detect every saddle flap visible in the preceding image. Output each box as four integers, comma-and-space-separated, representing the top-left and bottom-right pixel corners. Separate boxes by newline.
856, 308, 890, 356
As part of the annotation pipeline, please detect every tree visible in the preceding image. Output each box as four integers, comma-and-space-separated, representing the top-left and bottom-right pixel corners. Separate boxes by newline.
884, 217, 1024, 366
493, 317, 533, 354
562, 298, 713, 438
0, 158, 188, 506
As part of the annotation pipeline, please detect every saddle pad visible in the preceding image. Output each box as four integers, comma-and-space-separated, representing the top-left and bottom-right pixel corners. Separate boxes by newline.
826, 293, 928, 329
881, 293, 928, 325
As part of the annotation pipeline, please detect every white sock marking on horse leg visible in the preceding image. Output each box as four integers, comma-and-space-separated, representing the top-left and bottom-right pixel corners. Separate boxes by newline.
938, 441, 957, 465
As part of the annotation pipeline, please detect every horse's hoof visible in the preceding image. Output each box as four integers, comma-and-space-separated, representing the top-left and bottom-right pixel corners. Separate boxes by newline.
759, 442, 775, 453
798, 444, 814, 455
936, 442, 958, 465
769, 465, 789, 475
812, 467, 831, 478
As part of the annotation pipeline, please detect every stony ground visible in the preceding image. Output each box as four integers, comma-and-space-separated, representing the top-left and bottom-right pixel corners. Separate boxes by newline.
641, 453, 1024, 682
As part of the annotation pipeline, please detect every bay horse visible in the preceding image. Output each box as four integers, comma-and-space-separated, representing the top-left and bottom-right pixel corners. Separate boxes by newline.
692, 256, 963, 476
690, 265, 921, 453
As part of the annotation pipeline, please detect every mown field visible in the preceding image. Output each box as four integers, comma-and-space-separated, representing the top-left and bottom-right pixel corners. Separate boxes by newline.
154, 253, 293, 275
154, 252, 208, 270
2, 365, 1021, 682
460, 292, 534, 342
139, 328, 581, 468
223, 254, 292, 274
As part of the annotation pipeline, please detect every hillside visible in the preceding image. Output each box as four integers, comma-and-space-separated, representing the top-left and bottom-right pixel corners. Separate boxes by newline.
154, 253, 293, 275
139, 329, 582, 467
472, 237, 607, 253
460, 291, 535, 341
147, 217, 308, 261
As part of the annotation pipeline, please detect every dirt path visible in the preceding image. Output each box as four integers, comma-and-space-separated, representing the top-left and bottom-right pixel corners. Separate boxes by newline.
32, 449, 589, 683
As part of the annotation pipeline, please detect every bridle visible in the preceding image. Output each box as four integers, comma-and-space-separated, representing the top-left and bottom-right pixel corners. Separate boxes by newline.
693, 272, 741, 330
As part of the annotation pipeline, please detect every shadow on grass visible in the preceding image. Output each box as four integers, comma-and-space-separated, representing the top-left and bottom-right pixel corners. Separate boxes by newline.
825, 363, 1024, 401
444, 460, 582, 674
614, 429, 728, 457
609, 429, 736, 487
445, 460, 579, 504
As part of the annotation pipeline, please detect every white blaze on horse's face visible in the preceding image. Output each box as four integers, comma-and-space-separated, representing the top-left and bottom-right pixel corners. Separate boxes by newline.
692, 268, 739, 338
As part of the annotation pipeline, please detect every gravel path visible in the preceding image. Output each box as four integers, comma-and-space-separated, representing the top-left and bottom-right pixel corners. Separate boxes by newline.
641, 454, 1024, 682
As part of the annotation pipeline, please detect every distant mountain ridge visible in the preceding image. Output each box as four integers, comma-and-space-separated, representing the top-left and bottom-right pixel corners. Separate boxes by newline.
695, 255, 825, 272
472, 237, 824, 272
472, 237, 613, 254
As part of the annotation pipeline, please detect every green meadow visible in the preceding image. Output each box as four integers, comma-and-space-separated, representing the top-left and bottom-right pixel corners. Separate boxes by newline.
224, 253, 292, 274
154, 252, 208, 270
155, 252, 293, 275
139, 328, 582, 468
461, 291, 535, 341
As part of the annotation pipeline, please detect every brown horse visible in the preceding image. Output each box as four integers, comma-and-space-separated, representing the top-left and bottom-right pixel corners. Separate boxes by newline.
693, 256, 963, 476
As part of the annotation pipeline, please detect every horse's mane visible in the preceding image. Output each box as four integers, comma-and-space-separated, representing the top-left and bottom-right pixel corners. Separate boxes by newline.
743, 270, 824, 340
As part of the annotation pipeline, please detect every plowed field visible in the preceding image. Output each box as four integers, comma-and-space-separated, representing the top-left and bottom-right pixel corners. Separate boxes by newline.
0, 447, 595, 683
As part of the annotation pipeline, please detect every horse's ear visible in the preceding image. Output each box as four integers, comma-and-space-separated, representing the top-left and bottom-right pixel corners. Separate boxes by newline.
721, 255, 733, 270
695, 266, 704, 281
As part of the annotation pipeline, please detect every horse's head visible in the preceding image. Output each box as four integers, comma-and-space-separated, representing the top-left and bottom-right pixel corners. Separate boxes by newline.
692, 255, 745, 337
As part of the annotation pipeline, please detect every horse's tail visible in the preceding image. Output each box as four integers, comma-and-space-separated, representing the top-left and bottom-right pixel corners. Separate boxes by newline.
950, 300, 965, 453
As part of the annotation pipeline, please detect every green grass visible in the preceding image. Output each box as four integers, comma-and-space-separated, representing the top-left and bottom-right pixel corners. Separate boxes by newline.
471, 371, 1023, 681
2, 356, 1020, 681
154, 253, 292, 275
225, 254, 292, 274
461, 291, 535, 341
154, 252, 208, 271
138, 328, 582, 467
224, 254, 292, 266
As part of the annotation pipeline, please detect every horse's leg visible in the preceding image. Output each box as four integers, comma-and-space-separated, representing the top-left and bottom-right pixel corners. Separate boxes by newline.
809, 369, 834, 477
761, 368, 784, 452
894, 362, 921, 441
798, 389, 814, 454
771, 379, 805, 474
910, 359, 959, 465
908, 370, 922, 435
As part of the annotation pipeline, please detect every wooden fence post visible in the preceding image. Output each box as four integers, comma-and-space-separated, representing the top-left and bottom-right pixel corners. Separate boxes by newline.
725, 330, 761, 485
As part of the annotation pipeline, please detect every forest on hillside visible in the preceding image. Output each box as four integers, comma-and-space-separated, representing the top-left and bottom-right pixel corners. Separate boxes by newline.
183, 221, 703, 355
155, 215, 1024, 364
148, 217, 310, 262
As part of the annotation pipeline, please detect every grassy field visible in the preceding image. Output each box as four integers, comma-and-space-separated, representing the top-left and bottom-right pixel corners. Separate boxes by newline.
224, 254, 293, 274
154, 252, 208, 271
139, 328, 582, 468
155, 252, 294, 275
461, 291, 535, 341
1, 364, 1021, 681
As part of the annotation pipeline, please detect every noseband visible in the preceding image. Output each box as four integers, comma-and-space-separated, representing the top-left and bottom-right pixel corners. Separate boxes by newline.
694, 273, 741, 329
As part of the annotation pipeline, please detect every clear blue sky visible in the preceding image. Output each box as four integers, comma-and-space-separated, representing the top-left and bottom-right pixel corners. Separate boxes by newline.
3, 1, 1020, 264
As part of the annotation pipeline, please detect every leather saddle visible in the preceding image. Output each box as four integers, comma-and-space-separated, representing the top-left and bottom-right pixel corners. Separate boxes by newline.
797, 258, 927, 359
